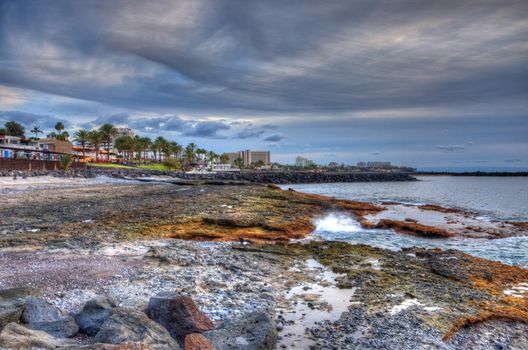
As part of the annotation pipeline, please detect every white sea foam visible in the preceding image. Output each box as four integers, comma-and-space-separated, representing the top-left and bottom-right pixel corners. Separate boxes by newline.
315, 213, 363, 233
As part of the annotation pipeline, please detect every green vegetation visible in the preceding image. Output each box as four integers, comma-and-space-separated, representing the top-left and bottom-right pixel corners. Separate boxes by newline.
162, 158, 181, 171
30, 126, 42, 139
59, 154, 73, 172
48, 122, 69, 140
138, 163, 173, 171
1, 119, 241, 172
2, 121, 25, 137
87, 163, 133, 169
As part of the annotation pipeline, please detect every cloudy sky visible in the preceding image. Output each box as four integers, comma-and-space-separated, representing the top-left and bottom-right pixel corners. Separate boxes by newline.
0, 0, 527, 170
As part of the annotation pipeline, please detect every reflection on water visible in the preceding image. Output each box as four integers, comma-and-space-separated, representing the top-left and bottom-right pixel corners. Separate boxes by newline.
314, 214, 528, 267
278, 258, 356, 348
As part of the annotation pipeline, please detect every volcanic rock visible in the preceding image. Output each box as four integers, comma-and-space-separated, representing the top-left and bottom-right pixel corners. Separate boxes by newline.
147, 293, 213, 340
76, 295, 117, 336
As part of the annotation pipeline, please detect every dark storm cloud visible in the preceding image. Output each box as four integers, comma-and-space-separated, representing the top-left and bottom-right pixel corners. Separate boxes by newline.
0, 0, 526, 113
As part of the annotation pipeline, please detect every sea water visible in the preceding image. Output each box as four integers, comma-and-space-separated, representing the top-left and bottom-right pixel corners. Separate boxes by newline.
283, 176, 528, 267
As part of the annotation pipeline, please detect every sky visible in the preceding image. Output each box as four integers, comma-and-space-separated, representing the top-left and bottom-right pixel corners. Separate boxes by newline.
0, 0, 527, 170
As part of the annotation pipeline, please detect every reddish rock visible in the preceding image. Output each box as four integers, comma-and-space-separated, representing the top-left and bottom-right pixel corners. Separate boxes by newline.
184, 333, 216, 350
148, 294, 213, 341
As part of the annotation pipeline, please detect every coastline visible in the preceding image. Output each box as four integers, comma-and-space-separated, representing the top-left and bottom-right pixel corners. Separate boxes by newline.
0, 167, 417, 184
0, 179, 527, 349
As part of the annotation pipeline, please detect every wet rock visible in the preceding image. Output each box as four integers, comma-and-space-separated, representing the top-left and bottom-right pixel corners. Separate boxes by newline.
204, 312, 277, 350
147, 293, 213, 340
76, 295, 117, 336
94, 307, 179, 350
184, 333, 217, 350
0, 322, 64, 349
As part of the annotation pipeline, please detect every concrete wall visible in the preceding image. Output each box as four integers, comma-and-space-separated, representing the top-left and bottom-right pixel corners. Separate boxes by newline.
0, 158, 86, 171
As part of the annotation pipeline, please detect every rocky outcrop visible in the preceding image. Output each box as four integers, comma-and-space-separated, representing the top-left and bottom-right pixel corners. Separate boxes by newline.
94, 307, 180, 350
148, 293, 213, 341
363, 219, 455, 238
75, 295, 117, 336
204, 312, 277, 350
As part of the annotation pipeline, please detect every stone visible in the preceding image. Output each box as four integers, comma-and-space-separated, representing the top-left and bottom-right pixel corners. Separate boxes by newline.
26, 315, 79, 338
94, 307, 180, 350
147, 293, 213, 340
0, 287, 41, 331
76, 295, 117, 336
184, 333, 216, 350
21, 296, 62, 323
203, 312, 277, 350
0, 322, 64, 349
0, 299, 24, 331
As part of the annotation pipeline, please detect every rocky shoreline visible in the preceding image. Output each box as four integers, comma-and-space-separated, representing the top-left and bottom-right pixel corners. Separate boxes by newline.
0, 167, 416, 184
0, 181, 527, 349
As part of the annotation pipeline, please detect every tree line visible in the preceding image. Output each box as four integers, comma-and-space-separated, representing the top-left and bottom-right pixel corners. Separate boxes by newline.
1, 120, 233, 169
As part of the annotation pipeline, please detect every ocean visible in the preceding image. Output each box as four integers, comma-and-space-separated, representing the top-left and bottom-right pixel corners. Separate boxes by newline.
282, 176, 528, 267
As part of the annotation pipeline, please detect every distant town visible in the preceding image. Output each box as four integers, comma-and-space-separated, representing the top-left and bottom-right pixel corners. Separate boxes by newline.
0, 120, 414, 173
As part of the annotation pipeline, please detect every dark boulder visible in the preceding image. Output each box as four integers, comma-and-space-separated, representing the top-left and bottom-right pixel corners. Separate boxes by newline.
21, 296, 62, 323
0, 287, 41, 331
147, 293, 213, 341
203, 312, 276, 350
94, 307, 180, 350
21, 296, 78, 338
75, 295, 117, 336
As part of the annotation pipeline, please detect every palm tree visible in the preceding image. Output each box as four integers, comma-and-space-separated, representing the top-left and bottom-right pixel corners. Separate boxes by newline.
220, 153, 230, 165
185, 143, 197, 166
57, 131, 69, 141
87, 130, 103, 162
170, 141, 182, 160
30, 126, 42, 139
54, 122, 65, 134
234, 157, 243, 169
207, 151, 217, 170
139, 137, 151, 163
152, 136, 168, 161
73, 129, 89, 157
99, 123, 118, 162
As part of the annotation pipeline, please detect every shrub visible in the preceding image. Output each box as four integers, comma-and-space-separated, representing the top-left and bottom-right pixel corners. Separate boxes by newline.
60, 154, 73, 172
162, 157, 180, 171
